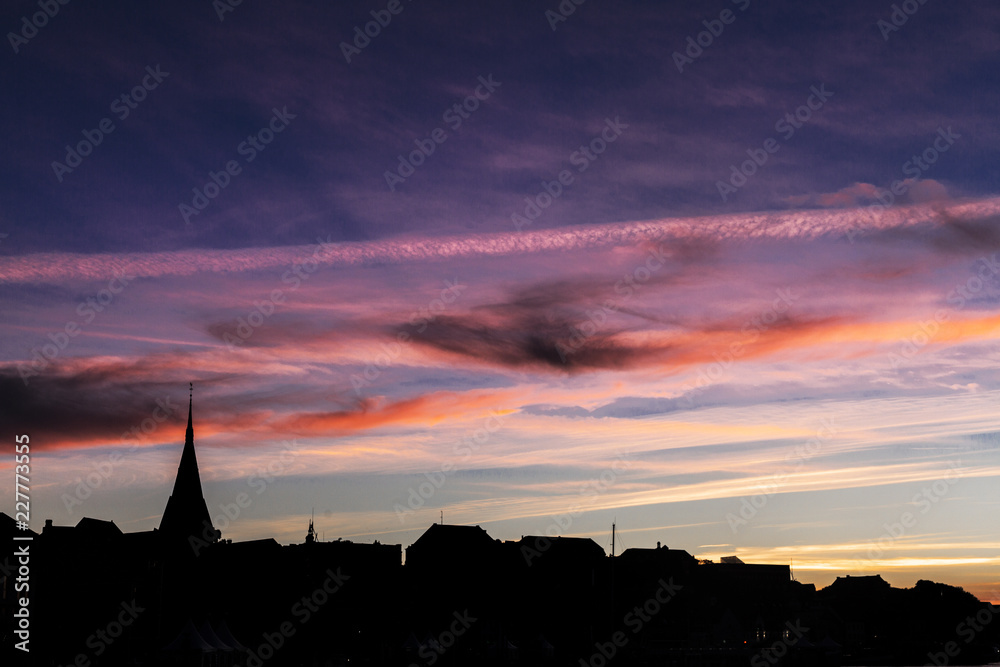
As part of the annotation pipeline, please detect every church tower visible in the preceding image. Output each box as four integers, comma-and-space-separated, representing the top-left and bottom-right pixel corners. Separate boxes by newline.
159, 384, 217, 545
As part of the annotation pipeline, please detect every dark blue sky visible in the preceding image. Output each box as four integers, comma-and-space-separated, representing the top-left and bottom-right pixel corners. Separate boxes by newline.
2, 0, 997, 255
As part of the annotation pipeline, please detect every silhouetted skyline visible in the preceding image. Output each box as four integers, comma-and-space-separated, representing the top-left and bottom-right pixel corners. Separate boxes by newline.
2, 0, 1000, 650
3, 407, 997, 665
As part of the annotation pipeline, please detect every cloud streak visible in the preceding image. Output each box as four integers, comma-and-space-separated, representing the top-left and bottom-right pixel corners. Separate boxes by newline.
4, 199, 999, 285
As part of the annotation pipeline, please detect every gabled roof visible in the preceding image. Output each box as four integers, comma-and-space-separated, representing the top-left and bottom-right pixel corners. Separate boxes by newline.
619, 545, 696, 565
75, 517, 123, 539
405, 523, 500, 568
515, 535, 607, 560
409, 523, 495, 551
826, 573, 891, 594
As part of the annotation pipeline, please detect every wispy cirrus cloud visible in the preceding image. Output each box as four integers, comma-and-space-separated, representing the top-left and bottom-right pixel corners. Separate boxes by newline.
4, 198, 999, 285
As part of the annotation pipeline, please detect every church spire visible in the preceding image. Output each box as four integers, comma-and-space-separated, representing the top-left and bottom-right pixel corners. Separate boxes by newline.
159, 383, 217, 546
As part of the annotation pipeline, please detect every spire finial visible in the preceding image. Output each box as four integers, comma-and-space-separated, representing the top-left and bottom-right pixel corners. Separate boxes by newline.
185, 382, 194, 446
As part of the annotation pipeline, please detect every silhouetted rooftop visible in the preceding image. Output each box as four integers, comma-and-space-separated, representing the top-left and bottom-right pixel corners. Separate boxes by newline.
827, 573, 892, 593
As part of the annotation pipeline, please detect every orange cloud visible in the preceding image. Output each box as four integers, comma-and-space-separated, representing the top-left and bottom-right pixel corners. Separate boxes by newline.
269, 389, 521, 437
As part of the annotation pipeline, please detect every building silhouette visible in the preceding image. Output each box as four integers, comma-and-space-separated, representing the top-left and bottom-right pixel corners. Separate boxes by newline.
158, 386, 217, 547
1, 390, 997, 666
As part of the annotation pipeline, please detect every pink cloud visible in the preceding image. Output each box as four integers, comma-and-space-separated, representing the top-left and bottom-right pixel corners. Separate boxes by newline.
785, 179, 954, 209
4, 198, 999, 285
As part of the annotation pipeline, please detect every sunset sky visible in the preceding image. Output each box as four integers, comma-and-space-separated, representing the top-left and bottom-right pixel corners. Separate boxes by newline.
2, 0, 999, 602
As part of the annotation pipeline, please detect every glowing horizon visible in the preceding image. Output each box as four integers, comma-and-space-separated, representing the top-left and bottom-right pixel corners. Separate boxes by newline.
3, 0, 999, 614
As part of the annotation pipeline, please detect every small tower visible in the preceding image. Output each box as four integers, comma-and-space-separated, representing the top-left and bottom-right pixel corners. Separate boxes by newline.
306, 510, 317, 544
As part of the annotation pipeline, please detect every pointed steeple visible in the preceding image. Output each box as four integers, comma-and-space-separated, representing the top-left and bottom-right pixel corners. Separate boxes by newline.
159, 383, 217, 545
